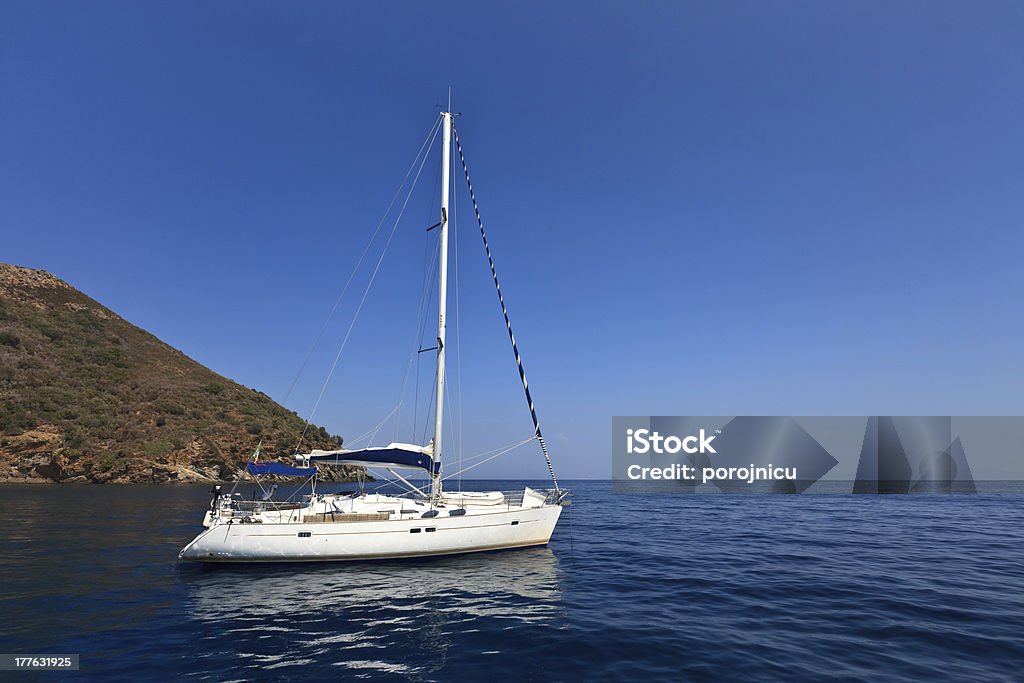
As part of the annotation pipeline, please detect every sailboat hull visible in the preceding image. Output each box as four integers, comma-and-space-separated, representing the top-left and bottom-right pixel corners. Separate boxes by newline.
179, 504, 562, 563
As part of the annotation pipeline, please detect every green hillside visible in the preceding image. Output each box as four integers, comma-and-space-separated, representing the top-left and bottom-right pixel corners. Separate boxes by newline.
0, 263, 352, 483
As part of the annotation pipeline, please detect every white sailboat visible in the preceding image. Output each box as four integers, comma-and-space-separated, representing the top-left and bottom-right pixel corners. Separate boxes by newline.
179, 105, 568, 562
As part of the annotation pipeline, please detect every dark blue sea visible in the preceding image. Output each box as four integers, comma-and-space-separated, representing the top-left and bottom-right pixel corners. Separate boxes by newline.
1, 480, 1022, 681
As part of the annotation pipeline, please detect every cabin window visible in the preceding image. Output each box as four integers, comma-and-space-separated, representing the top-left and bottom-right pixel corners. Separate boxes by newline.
426, 527, 436, 533
410, 528, 421, 534
298, 532, 312, 538
511, 521, 519, 526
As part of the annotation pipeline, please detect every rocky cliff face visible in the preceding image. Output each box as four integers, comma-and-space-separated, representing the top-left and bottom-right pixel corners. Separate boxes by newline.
0, 263, 356, 483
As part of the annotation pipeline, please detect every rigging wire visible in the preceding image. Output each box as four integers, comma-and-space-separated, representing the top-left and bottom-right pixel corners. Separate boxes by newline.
398, 220, 441, 443
294, 115, 443, 452
225, 114, 568, 509
452, 124, 561, 493
343, 403, 402, 449
281, 114, 443, 408
446, 434, 536, 468
440, 436, 538, 482
366, 469, 424, 497
443, 352, 457, 482
451, 130, 465, 491
410, 247, 439, 441
232, 116, 443, 486
391, 139, 445, 443
361, 434, 537, 496
419, 364, 438, 446
410, 146, 445, 441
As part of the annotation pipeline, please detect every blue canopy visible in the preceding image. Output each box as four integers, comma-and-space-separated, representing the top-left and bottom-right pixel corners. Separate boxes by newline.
247, 461, 318, 477
304, 444, 439, 474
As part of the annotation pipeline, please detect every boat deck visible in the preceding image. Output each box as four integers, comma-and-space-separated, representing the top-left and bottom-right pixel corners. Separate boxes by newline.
299, 512, 392, 524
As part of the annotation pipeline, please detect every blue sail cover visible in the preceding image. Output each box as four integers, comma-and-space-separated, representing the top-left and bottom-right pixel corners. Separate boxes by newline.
247, 461, 318, 477
304, 443, 439, 474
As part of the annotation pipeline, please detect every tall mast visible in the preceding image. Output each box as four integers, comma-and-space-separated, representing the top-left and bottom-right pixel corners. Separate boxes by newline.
431, 110, 452, 499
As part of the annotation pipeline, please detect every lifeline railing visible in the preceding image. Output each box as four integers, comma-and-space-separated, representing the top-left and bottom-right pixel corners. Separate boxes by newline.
219, 487, 571, 524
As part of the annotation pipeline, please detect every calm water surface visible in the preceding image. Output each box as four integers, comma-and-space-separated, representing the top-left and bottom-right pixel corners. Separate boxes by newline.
0, 480, 1022, 681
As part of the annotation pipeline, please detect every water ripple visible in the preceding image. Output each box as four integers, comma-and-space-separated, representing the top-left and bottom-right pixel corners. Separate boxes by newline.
0, 482, 1022, 681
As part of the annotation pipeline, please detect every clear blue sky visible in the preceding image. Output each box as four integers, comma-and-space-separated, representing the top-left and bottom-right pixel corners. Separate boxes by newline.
3, 2, 1023, 479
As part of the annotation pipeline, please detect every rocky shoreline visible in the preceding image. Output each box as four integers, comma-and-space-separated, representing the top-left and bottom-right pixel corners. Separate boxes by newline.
0, 442, 363, 485
0, 263, 362, 486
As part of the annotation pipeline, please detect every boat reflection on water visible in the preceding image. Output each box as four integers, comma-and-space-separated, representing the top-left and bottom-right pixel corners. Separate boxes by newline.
177, 547, 564, 676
